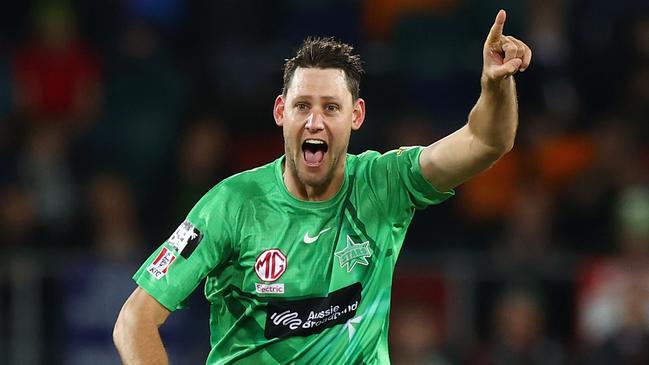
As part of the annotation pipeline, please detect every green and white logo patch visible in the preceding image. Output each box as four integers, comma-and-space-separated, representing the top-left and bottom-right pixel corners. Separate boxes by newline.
335, 235, 372, 272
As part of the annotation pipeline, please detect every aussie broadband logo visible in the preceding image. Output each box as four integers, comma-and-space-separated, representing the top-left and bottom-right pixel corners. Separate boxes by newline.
264, 283, 361, 339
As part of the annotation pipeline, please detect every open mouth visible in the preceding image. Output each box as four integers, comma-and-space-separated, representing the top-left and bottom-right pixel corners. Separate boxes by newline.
302, 139, 328, 167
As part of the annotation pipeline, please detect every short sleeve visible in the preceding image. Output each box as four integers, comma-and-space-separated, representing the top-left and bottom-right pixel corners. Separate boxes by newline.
362, 146, 454, 221
133, 185, 233, 311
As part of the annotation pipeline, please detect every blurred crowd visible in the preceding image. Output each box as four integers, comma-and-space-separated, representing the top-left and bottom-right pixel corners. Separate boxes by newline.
0, 0, 648, 364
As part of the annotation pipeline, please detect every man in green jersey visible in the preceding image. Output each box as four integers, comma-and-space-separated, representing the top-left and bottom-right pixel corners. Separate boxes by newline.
114, 10, 532, 364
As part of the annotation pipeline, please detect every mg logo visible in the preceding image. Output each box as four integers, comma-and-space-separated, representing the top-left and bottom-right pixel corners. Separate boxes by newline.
255, 249, 287, 282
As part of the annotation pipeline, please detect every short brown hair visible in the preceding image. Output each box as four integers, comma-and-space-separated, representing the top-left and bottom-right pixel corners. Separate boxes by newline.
282, 37, 364, 100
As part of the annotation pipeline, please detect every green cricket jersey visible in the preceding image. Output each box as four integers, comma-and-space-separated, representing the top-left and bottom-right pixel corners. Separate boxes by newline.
133, 146, 453, 364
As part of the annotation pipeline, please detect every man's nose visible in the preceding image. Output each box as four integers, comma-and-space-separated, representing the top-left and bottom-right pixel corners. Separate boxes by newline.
305, 112, 325, 132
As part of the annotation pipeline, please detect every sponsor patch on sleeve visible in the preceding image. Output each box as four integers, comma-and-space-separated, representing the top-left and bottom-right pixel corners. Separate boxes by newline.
168, 220, 203, 258
147, 247, 176, 280
396, 145, 416, 156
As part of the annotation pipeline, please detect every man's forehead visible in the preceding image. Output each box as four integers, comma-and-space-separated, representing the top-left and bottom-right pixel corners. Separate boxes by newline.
286, 67, 350, 99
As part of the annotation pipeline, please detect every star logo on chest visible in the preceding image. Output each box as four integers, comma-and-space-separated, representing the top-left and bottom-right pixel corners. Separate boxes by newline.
334, 235, 372, 272
342, 315, 363, 340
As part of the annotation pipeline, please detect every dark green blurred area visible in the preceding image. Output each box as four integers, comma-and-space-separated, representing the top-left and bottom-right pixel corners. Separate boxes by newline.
0, 0, 648, 364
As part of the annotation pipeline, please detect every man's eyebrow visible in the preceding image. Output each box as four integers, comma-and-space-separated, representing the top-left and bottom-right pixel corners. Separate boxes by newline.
320, 96, 341, 102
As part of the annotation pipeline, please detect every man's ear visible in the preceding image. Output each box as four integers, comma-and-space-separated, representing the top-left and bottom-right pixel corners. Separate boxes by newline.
351, 98, 366, 131
274, 95, 285, 127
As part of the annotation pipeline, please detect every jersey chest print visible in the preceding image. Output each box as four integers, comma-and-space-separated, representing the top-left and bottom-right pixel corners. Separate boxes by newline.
264, 282, 362, 339
257, 185, 382, 339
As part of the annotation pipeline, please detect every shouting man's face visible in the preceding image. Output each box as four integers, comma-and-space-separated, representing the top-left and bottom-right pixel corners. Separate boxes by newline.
274, 67, 365, 199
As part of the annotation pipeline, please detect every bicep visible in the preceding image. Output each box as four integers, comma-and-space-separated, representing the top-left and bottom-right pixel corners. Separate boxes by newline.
420, 124, 501, 192
114, 287, 171, 364
119, 286, 171, 327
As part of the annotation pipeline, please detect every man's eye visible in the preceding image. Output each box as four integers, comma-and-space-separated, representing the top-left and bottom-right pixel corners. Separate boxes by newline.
296, 103, 309, 111
326, 104, 339, 112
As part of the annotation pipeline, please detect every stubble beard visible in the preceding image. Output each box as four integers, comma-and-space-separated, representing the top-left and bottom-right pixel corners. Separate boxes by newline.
286, 146, 342, 194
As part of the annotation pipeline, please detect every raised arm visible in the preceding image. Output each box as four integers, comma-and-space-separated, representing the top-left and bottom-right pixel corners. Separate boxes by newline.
114, 287, 172, 365
419, 10, 532, 192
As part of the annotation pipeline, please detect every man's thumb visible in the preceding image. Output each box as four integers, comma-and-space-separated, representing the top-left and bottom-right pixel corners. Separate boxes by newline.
493, 58, 522, 79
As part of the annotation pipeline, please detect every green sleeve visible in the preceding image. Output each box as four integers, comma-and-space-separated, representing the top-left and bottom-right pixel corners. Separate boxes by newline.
361, 146, 454, 221
133, 184, 234, 311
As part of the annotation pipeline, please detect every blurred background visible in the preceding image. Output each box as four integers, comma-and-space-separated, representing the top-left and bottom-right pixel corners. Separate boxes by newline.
0, 0, 648, 364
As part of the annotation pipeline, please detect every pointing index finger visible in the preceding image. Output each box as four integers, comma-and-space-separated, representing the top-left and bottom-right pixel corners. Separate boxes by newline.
487, 9, 506, 43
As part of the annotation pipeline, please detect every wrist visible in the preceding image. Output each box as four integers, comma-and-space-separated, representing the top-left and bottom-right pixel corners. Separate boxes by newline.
480, 74, 514, 95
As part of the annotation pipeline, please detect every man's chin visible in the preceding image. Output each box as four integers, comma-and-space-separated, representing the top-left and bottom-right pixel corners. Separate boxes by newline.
297, 165, 333, 190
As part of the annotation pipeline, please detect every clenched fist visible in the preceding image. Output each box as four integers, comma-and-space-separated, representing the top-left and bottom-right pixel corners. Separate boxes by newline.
482, 10, 532, 82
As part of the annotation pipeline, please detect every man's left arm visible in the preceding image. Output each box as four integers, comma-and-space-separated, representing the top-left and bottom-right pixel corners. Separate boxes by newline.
419, 10, 532, 192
